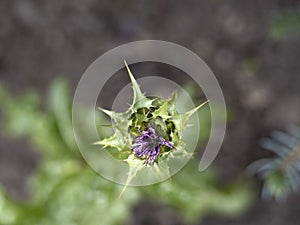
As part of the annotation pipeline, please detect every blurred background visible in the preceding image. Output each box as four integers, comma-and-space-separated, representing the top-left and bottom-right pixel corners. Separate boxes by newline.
0, 0, 300, 225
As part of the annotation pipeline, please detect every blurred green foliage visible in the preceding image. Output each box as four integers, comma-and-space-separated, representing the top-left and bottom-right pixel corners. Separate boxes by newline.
270, 12, 300, 40
249, 126, 300, 201
239, 57, 260, 78
0, 79, 253, 225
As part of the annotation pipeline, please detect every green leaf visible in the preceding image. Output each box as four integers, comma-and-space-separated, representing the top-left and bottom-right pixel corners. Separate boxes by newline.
166, 91, 178, 114
0, 187, 22, 225
97, 107, 129, 123
152, 101, 170, 119
270, 12, 300, 40
48, 79, 76, 150
93, 134, 123, 148
124, 60, 146, 105
120, 155, 145, 196
264, 171, 289, 200
171, 100, 208, 135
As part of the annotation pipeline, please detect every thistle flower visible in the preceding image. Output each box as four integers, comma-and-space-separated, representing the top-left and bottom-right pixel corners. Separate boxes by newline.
95, 61, 207, 184
132, 125, 175, 165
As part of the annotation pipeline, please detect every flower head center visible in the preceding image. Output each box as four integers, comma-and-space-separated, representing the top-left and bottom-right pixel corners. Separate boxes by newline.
132, 125, 174, 165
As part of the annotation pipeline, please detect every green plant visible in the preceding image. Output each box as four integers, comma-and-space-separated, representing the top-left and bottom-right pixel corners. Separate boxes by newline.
249, 126, 300, 201
269, 12, 300, 40
95, 62, 208, 189
0, 80, 139, 225
0, 78, 253, 225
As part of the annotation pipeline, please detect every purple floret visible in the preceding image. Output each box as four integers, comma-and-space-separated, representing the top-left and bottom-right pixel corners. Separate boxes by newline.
132, 126, 175, 165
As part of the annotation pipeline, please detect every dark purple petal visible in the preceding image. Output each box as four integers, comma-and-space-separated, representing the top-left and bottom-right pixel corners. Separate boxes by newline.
132, 125, 174, 165
154, 145, 161, 158
160, 139, 175, 149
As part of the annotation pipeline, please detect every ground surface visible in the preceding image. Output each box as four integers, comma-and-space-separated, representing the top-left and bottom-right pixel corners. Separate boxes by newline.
0, 0, 300, 224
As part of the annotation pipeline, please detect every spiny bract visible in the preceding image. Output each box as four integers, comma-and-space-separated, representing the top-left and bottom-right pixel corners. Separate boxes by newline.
95, 61, 207, 173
